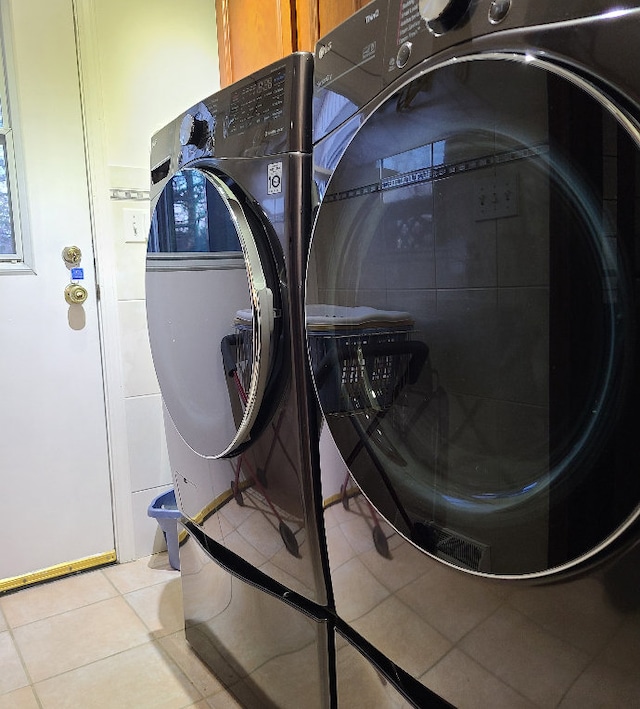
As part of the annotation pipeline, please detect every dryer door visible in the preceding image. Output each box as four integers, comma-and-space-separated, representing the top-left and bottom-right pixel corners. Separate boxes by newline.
307, 54, 640, 579
147, 166, 284, 459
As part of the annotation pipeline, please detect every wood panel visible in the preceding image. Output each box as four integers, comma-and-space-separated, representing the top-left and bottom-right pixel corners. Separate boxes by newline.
215, 0, 370, 86
215, 0, 295, 86
295, 0, 319, 53
296, 0, 371, 52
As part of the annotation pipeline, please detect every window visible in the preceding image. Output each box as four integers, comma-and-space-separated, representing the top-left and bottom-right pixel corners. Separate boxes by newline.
0, 4, 25, 267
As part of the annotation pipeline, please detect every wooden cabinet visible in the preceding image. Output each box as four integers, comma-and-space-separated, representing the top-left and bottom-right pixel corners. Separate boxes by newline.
296, 0, 370, 53
216, 0, 371, 86
215, 0, 295, 87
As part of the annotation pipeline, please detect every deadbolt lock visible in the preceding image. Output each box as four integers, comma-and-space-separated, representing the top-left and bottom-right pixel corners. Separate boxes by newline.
62, 245, 82, 266
65, 283, 88, 305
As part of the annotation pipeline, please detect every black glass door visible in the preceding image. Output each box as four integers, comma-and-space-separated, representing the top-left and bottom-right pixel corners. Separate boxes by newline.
147, 166, 284, 458
307, 56, 640, 577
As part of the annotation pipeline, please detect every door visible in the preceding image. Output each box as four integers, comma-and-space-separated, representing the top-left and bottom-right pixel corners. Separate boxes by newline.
0, 0, 114, 587
307, 53, 640, 579
146, 164, 285, 461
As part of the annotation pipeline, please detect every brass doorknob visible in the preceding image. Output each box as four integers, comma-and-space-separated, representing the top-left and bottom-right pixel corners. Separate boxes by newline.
65, 283, 88, 305
62, 245, 82, 266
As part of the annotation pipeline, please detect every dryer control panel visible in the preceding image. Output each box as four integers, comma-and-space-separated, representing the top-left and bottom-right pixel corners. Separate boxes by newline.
151, 52, 313, 195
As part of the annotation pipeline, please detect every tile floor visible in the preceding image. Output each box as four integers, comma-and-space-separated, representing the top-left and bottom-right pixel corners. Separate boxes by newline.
0, 553, 241, 709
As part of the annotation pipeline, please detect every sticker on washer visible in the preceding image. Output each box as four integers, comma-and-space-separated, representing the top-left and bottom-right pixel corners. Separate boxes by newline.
268, 162, 283, 195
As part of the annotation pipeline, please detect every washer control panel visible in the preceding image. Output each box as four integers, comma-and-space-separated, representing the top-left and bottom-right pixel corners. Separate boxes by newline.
418, 0, 474, 35
313, 0, 628, 142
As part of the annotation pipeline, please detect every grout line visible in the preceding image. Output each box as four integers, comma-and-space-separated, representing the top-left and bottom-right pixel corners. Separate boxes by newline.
0, 625, 41, 706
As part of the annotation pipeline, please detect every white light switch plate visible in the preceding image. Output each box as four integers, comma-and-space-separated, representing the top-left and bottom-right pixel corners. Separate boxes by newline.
123, 207, 150, 244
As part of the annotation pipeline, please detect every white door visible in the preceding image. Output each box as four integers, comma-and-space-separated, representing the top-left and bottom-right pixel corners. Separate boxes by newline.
0, 0, 114, 586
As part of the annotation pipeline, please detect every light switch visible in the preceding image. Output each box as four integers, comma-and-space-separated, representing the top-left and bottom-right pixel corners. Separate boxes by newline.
123, 208, 150, 244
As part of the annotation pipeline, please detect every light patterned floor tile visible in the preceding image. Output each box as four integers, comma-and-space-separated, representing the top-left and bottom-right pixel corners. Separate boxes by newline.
13, 596, 150, 682
0, 605, 7, 632
205, 690, 245, 708
0, 686, 39, 709
0, 570, 118, 628
158, 630, 227, 699
124, 576, 184, 638
102, 552, 178, 594
34, 642, 202, 709
0, 630, 29, 694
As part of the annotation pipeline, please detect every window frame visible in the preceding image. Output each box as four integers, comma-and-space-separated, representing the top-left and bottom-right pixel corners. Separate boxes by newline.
0, 1, 31, 273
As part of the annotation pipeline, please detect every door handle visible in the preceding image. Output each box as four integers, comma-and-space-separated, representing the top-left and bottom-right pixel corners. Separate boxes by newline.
64, 283, 88, 305
62, 245, 82, 266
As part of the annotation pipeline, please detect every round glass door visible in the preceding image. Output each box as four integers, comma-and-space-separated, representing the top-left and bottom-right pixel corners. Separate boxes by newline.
307, 55, 640, 578
147, 166, 284, 458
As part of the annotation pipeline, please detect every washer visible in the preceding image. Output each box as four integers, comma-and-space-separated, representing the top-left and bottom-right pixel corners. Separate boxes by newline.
308, 2, 640, 706
145, 53, 334, 707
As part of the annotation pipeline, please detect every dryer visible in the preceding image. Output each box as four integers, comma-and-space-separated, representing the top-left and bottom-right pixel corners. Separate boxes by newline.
145, 53, 333, 708
308, 2, 640, 706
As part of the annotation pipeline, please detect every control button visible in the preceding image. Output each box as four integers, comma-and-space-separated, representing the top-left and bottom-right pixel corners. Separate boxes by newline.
179, 114, 208, 148
419, 0, 472, 35
488, 0, 511, 24
396, 42, 413, 68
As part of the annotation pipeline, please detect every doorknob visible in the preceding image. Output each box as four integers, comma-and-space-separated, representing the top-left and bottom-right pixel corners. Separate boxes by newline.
64, 283, 88, 305
62, 245, 82, 266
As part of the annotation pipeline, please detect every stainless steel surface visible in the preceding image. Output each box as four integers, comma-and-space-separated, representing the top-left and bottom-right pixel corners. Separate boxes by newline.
146, 52, 333, 707
180, 525, 331, 709
309, 1, 640, 705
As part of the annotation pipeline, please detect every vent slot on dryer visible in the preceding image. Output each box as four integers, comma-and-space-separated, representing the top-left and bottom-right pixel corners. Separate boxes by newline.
413, 521, 491, 572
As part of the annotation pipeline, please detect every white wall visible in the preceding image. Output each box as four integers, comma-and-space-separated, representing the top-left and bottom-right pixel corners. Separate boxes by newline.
87, 0, 220, 558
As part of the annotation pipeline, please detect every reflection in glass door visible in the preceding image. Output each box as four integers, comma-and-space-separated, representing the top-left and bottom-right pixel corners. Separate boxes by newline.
308, 56, 640, 577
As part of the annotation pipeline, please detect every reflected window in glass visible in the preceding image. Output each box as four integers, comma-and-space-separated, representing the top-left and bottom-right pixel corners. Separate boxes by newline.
148, 169, 242, 255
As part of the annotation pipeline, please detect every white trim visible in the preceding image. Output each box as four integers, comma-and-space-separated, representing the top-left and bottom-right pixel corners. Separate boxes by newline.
0, 0, 33, 271
72, 0, 136, 562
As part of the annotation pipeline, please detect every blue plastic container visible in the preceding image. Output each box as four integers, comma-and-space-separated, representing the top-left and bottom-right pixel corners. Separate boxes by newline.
147, 489, 181, 570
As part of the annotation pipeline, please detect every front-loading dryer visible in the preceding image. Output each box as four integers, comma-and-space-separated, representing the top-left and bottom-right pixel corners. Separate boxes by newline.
307, 2, 640, 706
145, 53, 335, 708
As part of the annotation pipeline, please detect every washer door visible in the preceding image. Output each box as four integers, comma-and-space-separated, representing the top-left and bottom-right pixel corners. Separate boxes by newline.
307, 55, 640, 579
147, 166, 283, 459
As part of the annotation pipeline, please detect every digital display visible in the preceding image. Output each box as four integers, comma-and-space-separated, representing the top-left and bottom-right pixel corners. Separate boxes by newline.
226, 66, 286, 137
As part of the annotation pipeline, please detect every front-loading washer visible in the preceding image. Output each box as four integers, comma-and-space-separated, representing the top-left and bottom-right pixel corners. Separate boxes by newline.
145, 53, 336, 708
307, 2, 640, 706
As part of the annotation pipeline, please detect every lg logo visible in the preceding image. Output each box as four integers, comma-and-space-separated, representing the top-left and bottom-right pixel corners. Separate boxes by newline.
318, 41, 332, 59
